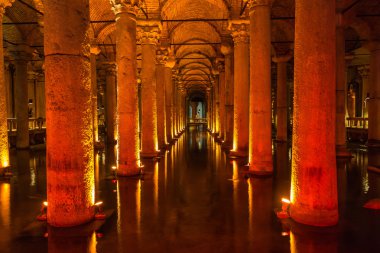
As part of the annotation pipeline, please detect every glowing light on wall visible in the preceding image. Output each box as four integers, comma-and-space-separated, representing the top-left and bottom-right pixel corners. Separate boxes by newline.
154, 162, 159, 216
136, 179, 141, 234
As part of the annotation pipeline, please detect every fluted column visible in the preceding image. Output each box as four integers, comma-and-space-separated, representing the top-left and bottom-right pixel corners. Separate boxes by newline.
103, 62, 117, 144
221, 44, 234, 149
336, 15, 350, 156
0, 0, 14, 172
138, 22, 161, 157
368, 42, 380, 147
290, 0, 338, 226
11, 46, 32, 149
111, 0, 141, 175
156, 47, 168, 150
228, 20, 250, 157
90, 45, 101, 143
45, 0, 94, 226
164, 58, 175, 143
217, 60, 225, 141
273, 55, 291, 142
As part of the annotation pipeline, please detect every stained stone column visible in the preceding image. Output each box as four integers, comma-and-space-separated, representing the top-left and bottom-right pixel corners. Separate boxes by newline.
247, 0, 273, 174
156, 47, 168, 150
45, 0, 95, 227
273, 55, 291, 142
138, 22, 161, 157
103, 62, 117, 144
358, 65, 370, 118
0, 0, 13, 172
111, 0, 141, 175
290, 0, 338, 226
228, 20, 250, 157
11, 46, 32, 149
165, 67, 175, 142
212, 75, 220, 135
368, 42, 380, 146
336, 17, 350, 156
221, 44, 234, 150
217, 60, 225, 141
90, 45, 101, 143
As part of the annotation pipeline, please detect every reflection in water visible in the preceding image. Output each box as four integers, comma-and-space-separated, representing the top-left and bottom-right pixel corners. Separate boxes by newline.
154, 161, 159, 216
289, 228, 337, 253
48, 229, 97, 253
0, 183, 10, 230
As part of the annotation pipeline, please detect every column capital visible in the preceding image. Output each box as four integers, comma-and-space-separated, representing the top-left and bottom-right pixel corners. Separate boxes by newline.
90, 45, 101, 55
0, 0, 14, 15
101, 61, 117, 76
8, 45, 34, 62
221, 43, 233, 56
137, 21, 161, 45
272, 54, 292, 63
216, 59, 225, 72
228, 20, 250, 44
245, 0, 273, 9
156, 47, 169, 65
357, 65, 370, 79
110, 0, 141, 16
165, 57, 176, 69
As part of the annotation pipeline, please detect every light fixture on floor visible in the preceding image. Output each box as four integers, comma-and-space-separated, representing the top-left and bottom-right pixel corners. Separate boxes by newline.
276, 198, 290, 219
37, 201, 48, 221
94, 201, 106, 220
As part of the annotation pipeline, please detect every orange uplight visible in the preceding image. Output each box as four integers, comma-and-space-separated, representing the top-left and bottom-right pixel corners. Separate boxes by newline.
112, 166, 117, 171
43, 201, 48, 207
94, 201, 103, 206
281, 198, 290, 204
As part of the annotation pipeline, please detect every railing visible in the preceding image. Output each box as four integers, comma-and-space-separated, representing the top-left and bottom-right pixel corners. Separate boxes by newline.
346, 117, 368, 129
7, 118, 46, 132
188, 118, 207, 124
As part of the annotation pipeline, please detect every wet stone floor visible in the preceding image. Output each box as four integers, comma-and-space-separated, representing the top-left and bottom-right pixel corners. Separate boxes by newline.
0, 126, 379, 253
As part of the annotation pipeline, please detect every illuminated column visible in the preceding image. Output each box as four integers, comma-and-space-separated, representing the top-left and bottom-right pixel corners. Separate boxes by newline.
335, 17, 350, 156
368, 42, 380, 146
248, 0, 273, 173
228, 20, 249, 157
0, 0, 13, 172
111, 0, 141, 175
156, 47, 168, 150
217, 60, 225, 141
138, 22, 161, 157
358, 65, 370, 118
11, 46, 31, 149
90, 45, 101, 143
103, 62, 117, 144
290, 0, 338, 226
221, 44, 234, 149
206, 89, 211, 130
273, 55, 291, 142
165, 58, 175, 143
45, 0, 95, 226
212, 75, 220, 135
191, 102, 198, 120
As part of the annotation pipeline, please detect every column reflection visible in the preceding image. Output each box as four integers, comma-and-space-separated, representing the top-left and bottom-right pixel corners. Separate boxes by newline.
48, 229, 97, 253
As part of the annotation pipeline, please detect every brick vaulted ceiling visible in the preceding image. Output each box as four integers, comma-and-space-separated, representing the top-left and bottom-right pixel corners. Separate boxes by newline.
3, 0, 380, 93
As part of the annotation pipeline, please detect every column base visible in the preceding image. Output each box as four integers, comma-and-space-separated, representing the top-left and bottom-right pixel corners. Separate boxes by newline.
94, 141, 105, 150
215, 136, 224, 143
248, 162, 273, 176
290, 205, 338, 227
336, 145, 352, 157
275, 139, 288, 143
229, 150, 248, 159
221, 142, 232, 151
117, 166, 143, 177
0, 166, 13, 178
368, 166, 380, 174
367, 139, 380, 148
140, 151, 161, 158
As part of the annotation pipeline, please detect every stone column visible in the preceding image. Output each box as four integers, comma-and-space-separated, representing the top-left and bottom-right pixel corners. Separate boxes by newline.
191, 102, 198, 120
45, 0, 95, 227
358, 65, 370, 118
221, 44, 234, 150
368, 42, 380, 146
165, 65, 175, 143
11, 46, 32, 149
90, 45, 101, 143
156, 47, 168, 150
103, 62, 117, 144
290, 0, 338, 226
138, 22, 161, 157
111, 0, 141, 175
217, 60, 225, 141
336, 16, 350, 156
273, 55, 291, 142
0, 0, 14, 172
212, 75, 220, 135
228, 20, 250, 157
248, 0, 273, 174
